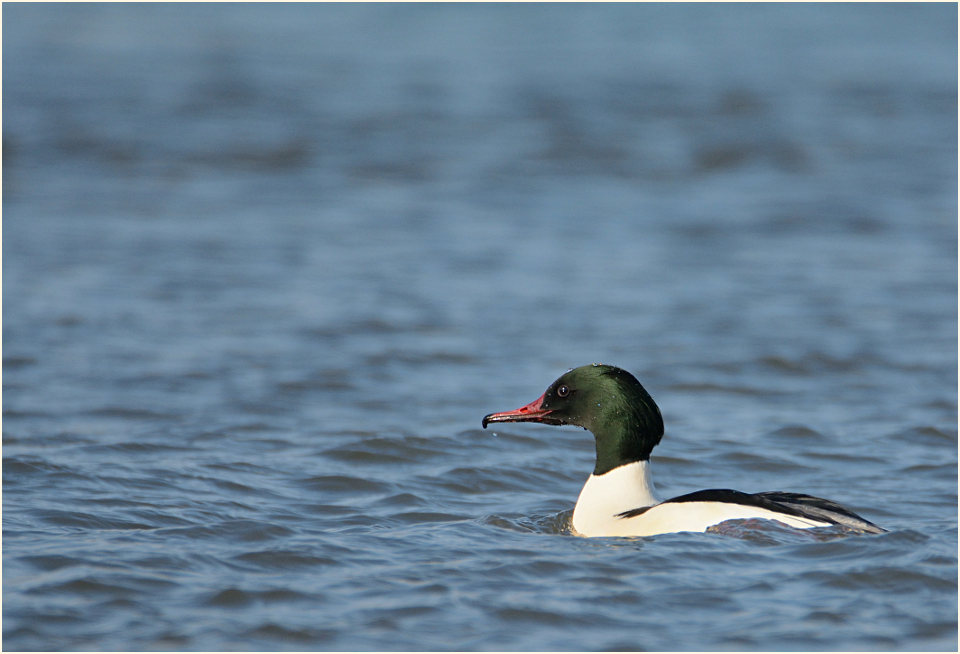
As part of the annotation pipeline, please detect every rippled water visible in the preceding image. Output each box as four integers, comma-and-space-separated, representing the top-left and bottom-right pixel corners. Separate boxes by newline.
3, 4, 957, 651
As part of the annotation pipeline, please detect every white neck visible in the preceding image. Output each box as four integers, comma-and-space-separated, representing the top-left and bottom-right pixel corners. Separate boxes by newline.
571, 460, 659, 536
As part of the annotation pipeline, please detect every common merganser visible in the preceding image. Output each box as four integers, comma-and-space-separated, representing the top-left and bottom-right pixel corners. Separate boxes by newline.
482, 363, 884, 537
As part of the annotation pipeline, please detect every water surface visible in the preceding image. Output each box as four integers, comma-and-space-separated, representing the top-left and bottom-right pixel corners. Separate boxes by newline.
3, 4, 957, 651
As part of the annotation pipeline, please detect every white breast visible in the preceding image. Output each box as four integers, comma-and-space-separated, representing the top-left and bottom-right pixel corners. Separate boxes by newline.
571, 460, 658, 536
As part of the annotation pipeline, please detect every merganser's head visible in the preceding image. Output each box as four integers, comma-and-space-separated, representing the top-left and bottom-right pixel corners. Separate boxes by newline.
482, 363, 664, 475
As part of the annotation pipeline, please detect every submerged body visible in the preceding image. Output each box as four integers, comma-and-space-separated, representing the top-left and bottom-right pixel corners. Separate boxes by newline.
483, 364, 884, 538
570, 460, 874, 537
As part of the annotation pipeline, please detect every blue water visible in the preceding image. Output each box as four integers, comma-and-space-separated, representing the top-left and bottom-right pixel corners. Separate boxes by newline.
3, 4, 957, 651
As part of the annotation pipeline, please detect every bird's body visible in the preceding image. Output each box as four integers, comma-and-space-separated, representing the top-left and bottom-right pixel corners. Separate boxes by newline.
482, 364, 884, 538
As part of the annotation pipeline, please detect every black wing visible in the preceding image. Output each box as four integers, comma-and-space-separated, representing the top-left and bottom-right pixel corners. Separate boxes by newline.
752, 491, 885, 534
618, 488, 885, 534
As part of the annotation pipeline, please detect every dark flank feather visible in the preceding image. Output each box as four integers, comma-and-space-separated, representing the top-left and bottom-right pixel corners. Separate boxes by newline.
752, 491, 886, 534
618, 488, 886, 534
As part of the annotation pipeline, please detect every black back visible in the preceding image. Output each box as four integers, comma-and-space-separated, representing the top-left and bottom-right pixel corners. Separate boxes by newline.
617, 488, 885, 534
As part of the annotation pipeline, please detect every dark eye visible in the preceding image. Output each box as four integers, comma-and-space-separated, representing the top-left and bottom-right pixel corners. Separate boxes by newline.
556, 385, 570, 398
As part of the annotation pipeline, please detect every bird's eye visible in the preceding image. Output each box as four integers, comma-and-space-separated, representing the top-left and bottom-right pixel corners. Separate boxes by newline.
556, 385, 570, 398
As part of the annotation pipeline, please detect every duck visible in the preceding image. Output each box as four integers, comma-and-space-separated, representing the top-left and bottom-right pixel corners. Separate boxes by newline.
482, 363, 884, 537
